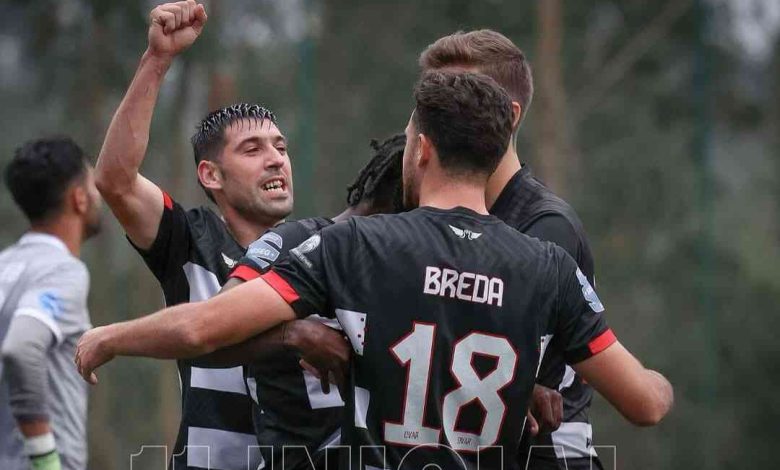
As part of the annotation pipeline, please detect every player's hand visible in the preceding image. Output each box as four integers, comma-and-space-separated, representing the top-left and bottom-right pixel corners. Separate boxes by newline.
148, 1, 207, 59
283, 320, 351, 394
74, 326, 116, 385
527, 385, 563, 436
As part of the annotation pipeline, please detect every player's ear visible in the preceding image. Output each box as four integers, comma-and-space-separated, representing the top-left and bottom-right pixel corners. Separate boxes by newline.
511, 101, 522, 129
418, 133, 432, 169
198, 160, 223, 192
71, 182, 89, 216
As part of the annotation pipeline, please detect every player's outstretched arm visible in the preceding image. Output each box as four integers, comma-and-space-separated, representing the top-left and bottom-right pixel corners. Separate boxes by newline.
95, 1, 207, 249
572, 341, 673, 426
75, 277, 294, 384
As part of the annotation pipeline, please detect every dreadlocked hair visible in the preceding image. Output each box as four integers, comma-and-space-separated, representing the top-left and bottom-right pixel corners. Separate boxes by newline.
190, 103, 277, 202
346, 133, 406, 212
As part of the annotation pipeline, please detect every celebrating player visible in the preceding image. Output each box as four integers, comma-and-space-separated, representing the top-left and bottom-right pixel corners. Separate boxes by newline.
94, 2, 286, 469
421, 30, 602, 469
76, 71, 673, 469
1, 138, 101, 470
195, 134, 406, 469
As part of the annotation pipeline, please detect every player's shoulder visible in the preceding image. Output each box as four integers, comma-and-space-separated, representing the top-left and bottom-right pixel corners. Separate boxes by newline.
266, 217, 335, 249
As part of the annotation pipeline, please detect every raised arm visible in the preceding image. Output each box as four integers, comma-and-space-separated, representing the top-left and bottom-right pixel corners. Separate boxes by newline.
95, 1, 206, 249
75, 276, 295, 383
573, 341, 673, 426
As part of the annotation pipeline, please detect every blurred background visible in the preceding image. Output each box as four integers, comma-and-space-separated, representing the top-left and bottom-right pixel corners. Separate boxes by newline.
1, 0, 779, 468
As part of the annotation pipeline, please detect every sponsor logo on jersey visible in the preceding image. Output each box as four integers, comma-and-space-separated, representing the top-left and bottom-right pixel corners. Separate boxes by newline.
291, 234, 321, 269
575, 268, 604, 312
247, 232, 283, 270
448, 225, 482, 240
221, 253, 237, 268
423, 266, 503, 306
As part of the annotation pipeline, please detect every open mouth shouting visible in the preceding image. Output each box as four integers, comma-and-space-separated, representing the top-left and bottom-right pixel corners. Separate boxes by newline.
261, 177, 288, 196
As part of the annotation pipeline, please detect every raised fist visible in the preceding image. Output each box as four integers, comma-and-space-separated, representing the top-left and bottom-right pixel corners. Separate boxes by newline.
148, 1, 207, 58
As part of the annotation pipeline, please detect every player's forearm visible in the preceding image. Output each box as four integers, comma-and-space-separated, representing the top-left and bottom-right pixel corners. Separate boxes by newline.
574, 341, 673, 426
195, 323, 288, 368
104, 302, 216, 360
95, 50, 171, 195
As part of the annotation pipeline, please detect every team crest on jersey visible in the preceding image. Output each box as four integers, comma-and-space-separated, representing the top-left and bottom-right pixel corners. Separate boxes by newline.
38, 291, 63, 319
448, 225, 482, 240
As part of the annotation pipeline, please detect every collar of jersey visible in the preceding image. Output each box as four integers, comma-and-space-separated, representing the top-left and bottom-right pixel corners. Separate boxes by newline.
18, 232, 69, 253
417, 205, 502, 223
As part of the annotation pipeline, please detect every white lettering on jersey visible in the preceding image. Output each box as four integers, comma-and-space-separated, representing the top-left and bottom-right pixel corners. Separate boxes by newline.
423, 266, 503, 307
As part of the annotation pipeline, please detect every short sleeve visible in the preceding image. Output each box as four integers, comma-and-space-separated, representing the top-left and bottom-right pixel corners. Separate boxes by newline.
128, 190, 191, 283
262, 221, 353, 320
553, 248, 615, 364
230, 223, 299, 282
14, 261, 91, 344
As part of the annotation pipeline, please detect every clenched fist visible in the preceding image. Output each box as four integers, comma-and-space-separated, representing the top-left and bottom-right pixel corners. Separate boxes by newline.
148, 0, 207, 59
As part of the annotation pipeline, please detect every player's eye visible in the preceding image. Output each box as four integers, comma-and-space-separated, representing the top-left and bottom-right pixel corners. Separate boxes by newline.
276, 146, 287, 154
245, 147, 259, 154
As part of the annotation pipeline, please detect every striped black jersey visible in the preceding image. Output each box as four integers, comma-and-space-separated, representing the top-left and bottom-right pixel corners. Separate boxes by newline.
263, 206, 616, 470
229, 217, 344, 470
131, 191, 263, 470
489, 166, 600, 469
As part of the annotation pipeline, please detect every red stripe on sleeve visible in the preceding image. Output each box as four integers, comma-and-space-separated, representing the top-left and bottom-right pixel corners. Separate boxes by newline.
588, 329, 617, 355
229, 265, 261, 282
261, 270, 300, 304
162, 191, 173, 210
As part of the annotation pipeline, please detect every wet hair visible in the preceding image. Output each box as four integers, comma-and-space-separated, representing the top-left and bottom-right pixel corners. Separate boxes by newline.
4, 137, 88, 223
413, 71, 512, 178
190, 103, 277, 202
346, 133, 405, 213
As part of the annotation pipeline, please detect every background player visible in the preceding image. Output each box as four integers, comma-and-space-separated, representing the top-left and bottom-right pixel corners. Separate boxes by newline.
1, 137, 101, 470
94, 2, 287, 469
420, 30, 602, 468
76, 71, 673, 469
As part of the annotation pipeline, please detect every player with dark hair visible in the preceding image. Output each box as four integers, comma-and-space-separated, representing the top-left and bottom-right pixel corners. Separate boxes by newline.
193, 133, 406, 469
93, 3, 288, 469
76, 71, 673, 470
1, 137, 101, 470
422, 30, 602, 469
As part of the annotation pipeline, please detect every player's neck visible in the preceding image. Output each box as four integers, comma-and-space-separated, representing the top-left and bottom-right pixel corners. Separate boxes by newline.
485, 141, 521, 210
29, 218, 82, 257
419, 178, 489, 215
219, 205, 276, 248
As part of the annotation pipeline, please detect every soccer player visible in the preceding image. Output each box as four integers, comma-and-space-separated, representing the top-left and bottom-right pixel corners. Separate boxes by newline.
420, 30, 602, 469
0, 137, 101, 470
197, 134, 405, 469
76, 71, 673, 470
94, 3, 288, 469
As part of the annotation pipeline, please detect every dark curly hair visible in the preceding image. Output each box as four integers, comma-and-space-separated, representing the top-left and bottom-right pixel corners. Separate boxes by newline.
346, 133, 405, 213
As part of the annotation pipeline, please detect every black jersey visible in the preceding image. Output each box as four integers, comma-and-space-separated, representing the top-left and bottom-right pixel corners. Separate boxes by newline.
229, 217, 343, 469
263, 207, 615, 470
490, 166, 599, 469
131, 191, 262, 470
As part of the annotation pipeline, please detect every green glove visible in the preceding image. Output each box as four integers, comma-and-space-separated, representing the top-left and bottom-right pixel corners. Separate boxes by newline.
30, 450, 62, 470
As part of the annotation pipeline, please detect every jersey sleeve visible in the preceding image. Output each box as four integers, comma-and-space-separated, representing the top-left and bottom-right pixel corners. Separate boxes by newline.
552, 248, 615, 364
229, 223, 300, 282
127, 190, 191, 283
13, 260, 91, 344
261, 221, 353, 320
